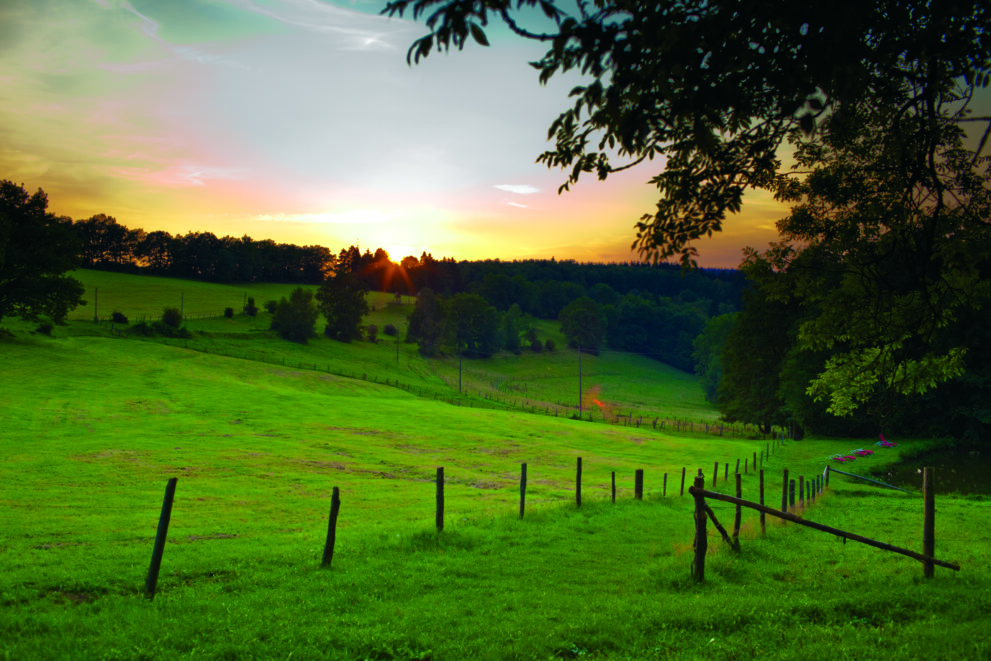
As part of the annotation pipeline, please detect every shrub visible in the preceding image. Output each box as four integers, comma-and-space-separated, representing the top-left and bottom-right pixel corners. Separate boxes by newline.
35, 317, 53, 336
366, 324, 378, 343
383, 323, 397, 337
264, 300, 278, 314
544, 339, 556, 352
245, 297, 259, 317
111, 311, 129, 325
530, 339, 543, 352
129, 321, 153, 337
224, 307, 234, 318
161, 307, 183, 329
272, 287, 318, 343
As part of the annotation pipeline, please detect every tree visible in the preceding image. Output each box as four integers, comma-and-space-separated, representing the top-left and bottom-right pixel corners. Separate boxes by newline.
316, 272, 369, 342
383, 0, 991, 417
271, 287, 319, 343
406, 287, 446, 356
447, 293, 501, 358
692, 313, 736, 404
558, 297, 605, 354
0, 180, 85, 327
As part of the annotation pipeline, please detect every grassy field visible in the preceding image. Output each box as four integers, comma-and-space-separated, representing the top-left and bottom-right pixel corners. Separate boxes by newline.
1, 271, 988, 660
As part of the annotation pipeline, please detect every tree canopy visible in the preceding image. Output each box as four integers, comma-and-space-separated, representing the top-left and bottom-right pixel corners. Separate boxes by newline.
384, 0, 991, 417
0, 180, 85, 327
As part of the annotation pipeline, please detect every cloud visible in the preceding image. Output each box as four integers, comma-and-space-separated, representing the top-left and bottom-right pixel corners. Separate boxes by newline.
494, 184, 540, 194
506, 201, 529, 209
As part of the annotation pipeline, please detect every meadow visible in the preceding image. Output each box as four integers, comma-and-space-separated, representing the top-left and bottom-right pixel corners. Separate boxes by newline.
1, 271, 988, 660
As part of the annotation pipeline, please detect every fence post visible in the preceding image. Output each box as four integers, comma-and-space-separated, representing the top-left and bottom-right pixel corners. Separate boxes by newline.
736, 458, 741, 474
713, 462, 718, 487
663, 472, 668, 497
923, 467, 935, 579
576, 457, 583, 508
144, 477, 178, 600
759, 469, 766, 534
825, 465, 831, 488
692, 475, 707, 582
520, 463, 527, 519
724, 462, 729, 482
781, 468, 789, 513
611, 471, 616, 503
799, 475, 805, 509
789, 480, 796, 509
732, 473, 742, 548
635, 469, 644, 500
436, 467, 444, 532
321, 487, 342, 568
681, 467, 686, 496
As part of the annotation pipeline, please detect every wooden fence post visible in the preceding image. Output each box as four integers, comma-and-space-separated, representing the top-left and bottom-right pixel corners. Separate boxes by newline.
781, 468, 789, 513
576, 457, 582, 508
520, 463, 527, 519
436, 467, 444, 532
611, 471, 616, 504
735, 458, 740, 474
759, 469, 766, 534
799, 475, 805, 509
923, 467, 935, 579
144, 477, 177, 600
663, 473, 668, 497
692, 475, 707, 582
789, 480, 796, 509
732, 473, 742, 548
713, 462, 718, 487
724, 462, 729, 481
635, 469, 644, 500
681, 467, 686, 496
321, 487, 342, 568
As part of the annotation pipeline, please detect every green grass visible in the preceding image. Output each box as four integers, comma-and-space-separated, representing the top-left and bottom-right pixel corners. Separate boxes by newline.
2, 271, 988, 660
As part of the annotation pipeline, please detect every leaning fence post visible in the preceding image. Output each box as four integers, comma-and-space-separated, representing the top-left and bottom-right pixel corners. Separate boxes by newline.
145, 477, 178, 600
692, 475, 707, 582
436, 467, 444, 532
923, 467, 935, 579
321, 487, 342, 568
520, 463, 527, 519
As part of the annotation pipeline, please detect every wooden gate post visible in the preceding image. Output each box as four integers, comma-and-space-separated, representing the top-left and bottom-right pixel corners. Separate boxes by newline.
692, 475, 707, 582
923, 467, 935, 579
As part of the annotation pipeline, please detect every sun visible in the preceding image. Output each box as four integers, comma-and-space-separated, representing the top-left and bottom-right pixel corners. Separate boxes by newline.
384, 245, 418, 262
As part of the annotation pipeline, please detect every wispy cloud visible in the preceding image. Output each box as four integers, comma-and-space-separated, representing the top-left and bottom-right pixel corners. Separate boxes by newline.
494, 184, 540, 194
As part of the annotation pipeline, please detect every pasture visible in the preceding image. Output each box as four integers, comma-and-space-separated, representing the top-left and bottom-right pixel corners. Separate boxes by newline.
1, 271, 988, 660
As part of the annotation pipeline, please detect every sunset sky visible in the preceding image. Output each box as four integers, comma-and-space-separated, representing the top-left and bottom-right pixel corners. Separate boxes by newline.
0, 0, 786, 268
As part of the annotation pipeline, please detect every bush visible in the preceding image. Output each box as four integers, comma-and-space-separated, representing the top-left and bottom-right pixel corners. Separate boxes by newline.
35, 317, 53, 336
544, 339, 556, 352
271, 287, 318, 343
224, 307, 234, 318
383, 323, 397, 337
245, 297, 259, 317
161, 307, 182, 329
366, 324, 378, 343
111, 311, 129, 325
264, 300, 278, 314
530, 339, 543, 352
129, 321, 153, 337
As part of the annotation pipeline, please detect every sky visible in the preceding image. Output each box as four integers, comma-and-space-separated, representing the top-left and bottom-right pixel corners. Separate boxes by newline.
0, 0, 785, 268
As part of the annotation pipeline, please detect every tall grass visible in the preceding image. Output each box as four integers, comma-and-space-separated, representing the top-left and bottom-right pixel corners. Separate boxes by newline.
1, 272, 987, 660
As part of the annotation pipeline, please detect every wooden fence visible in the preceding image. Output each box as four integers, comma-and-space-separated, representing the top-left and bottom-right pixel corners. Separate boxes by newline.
688, 467, 959, 583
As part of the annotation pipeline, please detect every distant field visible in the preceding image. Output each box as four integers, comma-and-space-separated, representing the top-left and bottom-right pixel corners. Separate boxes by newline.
2, 270, 987, 660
